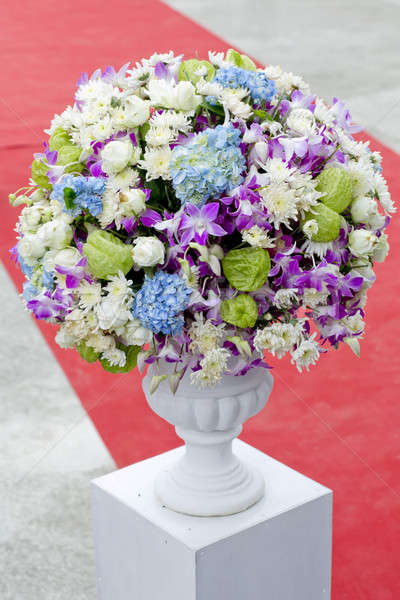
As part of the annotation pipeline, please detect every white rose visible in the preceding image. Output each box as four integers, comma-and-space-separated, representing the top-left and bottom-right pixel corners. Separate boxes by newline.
286, 108, 315, 136
37, 218, 73, 250
120, 188, 147, 215
54, 247, 82, 268
372, 233, 389, 262
101, 140, 134, 175
123, 96, 150, 127
42, 249, 58, 272
18, 234, 46, 265
96, 298, 130, 330
21, 206, 42, 231
123, 319, 153, 345
132, 236, 165, 267
348, 229, 378, 258
351, 197, 379, 224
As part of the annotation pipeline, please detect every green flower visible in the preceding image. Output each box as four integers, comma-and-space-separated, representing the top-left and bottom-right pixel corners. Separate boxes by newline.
179, 59, 215, 84
83, 230, 134, 279
316, 167, 353, 214
49, 128, 71, 151
31, 160, 52, 189
57, 144, 84, 174
222, 247, 270, 291
220, 294, 258, 328
76, 341, 100, 363
100, 345, 141, 373
226, 48, 257, 71
302, 203, 341, 242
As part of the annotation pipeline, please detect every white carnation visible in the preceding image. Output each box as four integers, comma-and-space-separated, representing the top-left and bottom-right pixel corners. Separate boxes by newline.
348, 229, 378, 258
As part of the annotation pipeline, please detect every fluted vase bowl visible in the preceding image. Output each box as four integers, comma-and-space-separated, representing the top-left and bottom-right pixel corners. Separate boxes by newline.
142, 362, 274, 517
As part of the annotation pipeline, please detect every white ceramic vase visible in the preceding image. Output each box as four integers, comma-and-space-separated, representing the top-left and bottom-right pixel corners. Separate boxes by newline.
142, 362, 274, 517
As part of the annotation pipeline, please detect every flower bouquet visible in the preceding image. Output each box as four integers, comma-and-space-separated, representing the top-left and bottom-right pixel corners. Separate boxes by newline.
10, 49, 395, 397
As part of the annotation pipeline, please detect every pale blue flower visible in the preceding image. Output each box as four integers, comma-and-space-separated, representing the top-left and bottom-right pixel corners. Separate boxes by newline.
209, 66, 276, 104
170, 124, 245, 207
51, 175, 106, 217
132, 271, 191, 335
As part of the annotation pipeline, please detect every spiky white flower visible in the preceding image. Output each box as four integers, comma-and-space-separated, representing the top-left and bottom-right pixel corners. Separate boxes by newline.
101, 347, 126, 368
86, 332, 115, 353
273, 288, 299, 309
264, 65, 309, 96
147, 79, 202, 112
146, 126, 175, 147
189, 313, 226, 355
374, 172, 395, 214
150, 110, 190, 131
254, 322, 301, 357
242, 226, 275, 249
303, 219, 319, 240
259, 183, 298, 228
139, 146, 172, 180
190, 348, 231, 387
78, 281, 102, 310
261, 158, 296, 184
286, 108, 315, 136
290, 333, 320, 372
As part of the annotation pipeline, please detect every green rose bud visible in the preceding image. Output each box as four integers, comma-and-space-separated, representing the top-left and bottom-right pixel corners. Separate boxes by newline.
57, 144, 84, 173
179, 59, 215, 84
220, 294, 258, 328
76, 341, 100, 363
316, 167, 353, 214
100, 344, 141, 373
222, 247, 271, 291
31, 159, 52, 189
302, 203, 341, 242
49, 128, 71, 151
83, 230, 134, 279
226, 48, 257, 71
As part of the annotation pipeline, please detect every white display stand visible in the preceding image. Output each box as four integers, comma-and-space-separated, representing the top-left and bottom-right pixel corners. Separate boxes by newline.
92, 440, 332, 599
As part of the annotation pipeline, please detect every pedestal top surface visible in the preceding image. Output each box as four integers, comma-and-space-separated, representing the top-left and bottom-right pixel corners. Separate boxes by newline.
92, 440, 331, 550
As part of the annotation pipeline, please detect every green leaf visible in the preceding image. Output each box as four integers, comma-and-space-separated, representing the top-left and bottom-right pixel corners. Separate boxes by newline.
100, 345, 141, 373
75, 341, 100, 363
83, 229, 134, 279
203, 100, 225, 117
222, 247, 271, 291
253, 109, 273, 121
111, 96, 121, 108
316, 167, 353, 214
140, 122, 150, 140
63, 187, 77, 210
220, 294, 258, 328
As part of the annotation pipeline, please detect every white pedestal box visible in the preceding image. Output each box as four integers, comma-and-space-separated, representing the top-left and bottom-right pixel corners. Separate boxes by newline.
92, 440, 332, 600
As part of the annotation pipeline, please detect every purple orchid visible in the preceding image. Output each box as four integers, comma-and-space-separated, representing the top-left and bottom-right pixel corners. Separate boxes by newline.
179, 202, 226, 246
27, 287, 74, 320
55, 256, 92, 289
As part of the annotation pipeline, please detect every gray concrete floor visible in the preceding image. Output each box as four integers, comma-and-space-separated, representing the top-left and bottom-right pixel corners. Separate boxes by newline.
166, 0, 400, 153
0, 264, 114, 600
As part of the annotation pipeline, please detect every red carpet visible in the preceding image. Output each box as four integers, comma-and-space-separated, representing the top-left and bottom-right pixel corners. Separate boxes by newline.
1, 2, 400, 597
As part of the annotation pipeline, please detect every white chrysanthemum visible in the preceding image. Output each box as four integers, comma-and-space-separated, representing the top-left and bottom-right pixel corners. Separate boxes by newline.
335, 130, 370, 159
264, 65, 309, 96
261, 158, 296, 184
139, 146, 172, 180
220, 88, 253, 120
254, 322, 301, 358
259, 183, 298, 228
146, 126, 175, 147
303, 219, 319, 240
261, 120, 282, 136
78, 281, 102, 310
314, 98, 335, 128
286, 108, 315, 136
86, 332, 115, 353
190, 348, 231, 387
346, 159, 375, 199
101, 347, 126, 368
302, 287, 330, 309
147, 79, 201, 112
64, 308, 91, 340
242, 226, 275, 249
105, 271, 133, 305
301, 238, 336, 259
374, 172, 395, 214
273, 288, 299, 309
290, 334, 320, 372
55, 325, 77, 349
196, 78, 224, 97
91, 115, 114, 141
292, 173, 322, 212
208, 51, 230, 68
189, 313, 226, 355
107, 168, 140, 193
150, 110, 190, 131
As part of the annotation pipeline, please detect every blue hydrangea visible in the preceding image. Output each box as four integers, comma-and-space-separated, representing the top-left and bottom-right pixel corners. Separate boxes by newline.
51, 175, 106, 217
23, 281, 39, 302
209, 66, 276, 104
132, 271, 192, 335
18, 254, 33, 278
170, 124, 245, 207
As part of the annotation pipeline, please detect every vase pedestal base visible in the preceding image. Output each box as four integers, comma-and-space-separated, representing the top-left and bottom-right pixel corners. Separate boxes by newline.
92, 440, 332, 600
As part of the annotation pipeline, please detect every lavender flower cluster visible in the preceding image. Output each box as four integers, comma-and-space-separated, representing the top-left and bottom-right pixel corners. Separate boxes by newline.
9, 49, 395, 391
